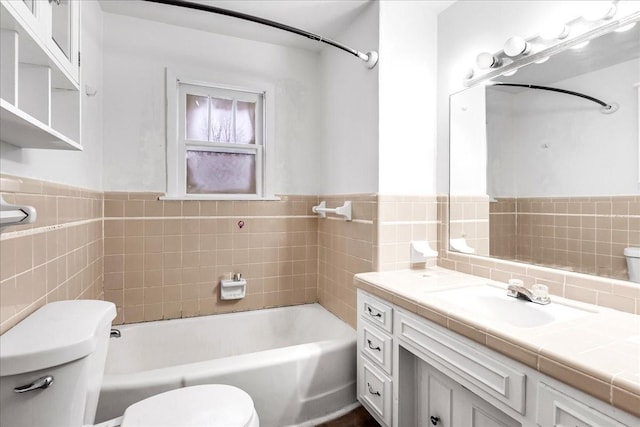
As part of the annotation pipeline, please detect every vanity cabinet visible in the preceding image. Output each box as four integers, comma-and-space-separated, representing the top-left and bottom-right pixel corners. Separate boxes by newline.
356, 289, 639, 427
0, 0, 82, 150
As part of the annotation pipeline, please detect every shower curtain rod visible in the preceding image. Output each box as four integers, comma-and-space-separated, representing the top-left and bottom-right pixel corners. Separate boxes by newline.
142, 0, 379, 68
493, 83, 614, 112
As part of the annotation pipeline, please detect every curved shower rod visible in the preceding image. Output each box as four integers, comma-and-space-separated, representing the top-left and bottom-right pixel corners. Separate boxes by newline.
142, 0, 379, 69
493, 83, 616, 113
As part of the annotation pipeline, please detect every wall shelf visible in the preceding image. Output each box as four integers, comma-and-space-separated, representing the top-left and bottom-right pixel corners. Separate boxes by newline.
0, 99, 81, 150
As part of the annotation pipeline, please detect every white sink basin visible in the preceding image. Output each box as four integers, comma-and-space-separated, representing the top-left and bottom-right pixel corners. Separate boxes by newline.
428, 285, 595, 328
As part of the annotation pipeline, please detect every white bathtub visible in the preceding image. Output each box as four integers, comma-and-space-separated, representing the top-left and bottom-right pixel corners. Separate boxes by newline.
96, 304, 357, 427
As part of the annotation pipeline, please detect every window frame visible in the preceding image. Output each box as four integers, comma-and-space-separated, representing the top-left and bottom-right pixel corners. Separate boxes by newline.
164, 69, 277, 201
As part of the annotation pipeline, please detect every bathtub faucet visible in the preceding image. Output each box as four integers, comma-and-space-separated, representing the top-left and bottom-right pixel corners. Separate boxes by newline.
110, 329, 121, 338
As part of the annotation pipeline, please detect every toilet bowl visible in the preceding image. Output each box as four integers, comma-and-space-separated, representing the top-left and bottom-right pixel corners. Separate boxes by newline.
120, 384, 259, 427
624, 247, 640, 283
0, 301, 259, 427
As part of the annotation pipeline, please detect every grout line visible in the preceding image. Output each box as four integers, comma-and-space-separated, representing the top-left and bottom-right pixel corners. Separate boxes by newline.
104, 215, 319, 220
0, 218, 102, 241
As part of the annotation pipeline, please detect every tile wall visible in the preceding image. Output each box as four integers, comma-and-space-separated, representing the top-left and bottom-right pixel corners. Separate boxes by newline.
490, 196, 640, 280
0, 175, 104, 334
439, 195, 640, 314
448, 195, 490, 256
103, 193, 319, 324
376, 195, 439, 271
317, 195, 377, 328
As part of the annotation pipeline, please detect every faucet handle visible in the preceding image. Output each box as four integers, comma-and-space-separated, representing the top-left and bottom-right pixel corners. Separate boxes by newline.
532, 284, 549, 302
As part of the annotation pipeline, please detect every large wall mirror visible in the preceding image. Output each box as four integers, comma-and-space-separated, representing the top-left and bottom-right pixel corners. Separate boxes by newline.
449, 15, 640, 282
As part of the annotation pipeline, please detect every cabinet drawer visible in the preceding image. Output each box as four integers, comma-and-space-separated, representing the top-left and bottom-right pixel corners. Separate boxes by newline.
397, 311, 526, 414
359, 359, 392, 427
537, 383, 628, 427
359, 291, 393, 333
359, 321, 392, 374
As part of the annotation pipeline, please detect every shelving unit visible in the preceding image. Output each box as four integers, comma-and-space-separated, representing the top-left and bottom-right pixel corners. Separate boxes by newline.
0, 0, 81, 151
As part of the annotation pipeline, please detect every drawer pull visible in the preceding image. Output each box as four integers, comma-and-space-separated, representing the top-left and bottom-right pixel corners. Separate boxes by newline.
367, 339, 381, 351
367, 382, 381, 396
367, 306, 382, 318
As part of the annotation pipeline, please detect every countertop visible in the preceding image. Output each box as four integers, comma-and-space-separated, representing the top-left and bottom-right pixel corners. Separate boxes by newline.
354, 267, 640, 417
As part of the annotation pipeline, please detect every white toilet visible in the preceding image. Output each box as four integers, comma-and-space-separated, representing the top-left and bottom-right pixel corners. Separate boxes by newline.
0, 301, 259, 427
624, 247, 640, 283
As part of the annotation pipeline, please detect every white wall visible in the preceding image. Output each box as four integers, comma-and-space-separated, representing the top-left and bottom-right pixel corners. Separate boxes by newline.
437, 0, 640, 194
0, 0, 104, 190
487, 59, 639, 197
318, 1, 379, 195
102, 12, 321, 194
378, 1, 439, 195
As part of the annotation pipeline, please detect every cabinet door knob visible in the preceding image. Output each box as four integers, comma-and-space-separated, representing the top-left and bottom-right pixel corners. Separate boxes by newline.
367, 382, 381, 396
367, 339, 381, 351
367, 306, 382, 318
430, 415, 440, 425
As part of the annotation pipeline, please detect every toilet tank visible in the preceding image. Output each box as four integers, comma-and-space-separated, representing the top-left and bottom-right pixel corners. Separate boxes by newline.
0, 301, 117, 427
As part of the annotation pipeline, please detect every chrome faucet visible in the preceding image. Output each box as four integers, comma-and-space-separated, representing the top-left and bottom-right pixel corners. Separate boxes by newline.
507, 283, 550, 305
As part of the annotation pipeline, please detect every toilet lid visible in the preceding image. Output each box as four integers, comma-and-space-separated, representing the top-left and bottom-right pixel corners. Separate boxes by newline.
120, 385, 257, 427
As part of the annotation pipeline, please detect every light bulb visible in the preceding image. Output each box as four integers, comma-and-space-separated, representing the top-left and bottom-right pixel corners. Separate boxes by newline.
615, 22, 637, 33
503, 69, 518, 77
539, 23, 570, 40
504, 36, 530, 57
582, 1, 616, 21
476, 52, 501, 69
534, 56, 550, 64
571, 40, 590, 50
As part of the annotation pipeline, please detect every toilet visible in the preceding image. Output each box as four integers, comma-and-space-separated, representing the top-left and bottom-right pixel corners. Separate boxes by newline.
0, 301, 259, 427
624, 247, 640, 283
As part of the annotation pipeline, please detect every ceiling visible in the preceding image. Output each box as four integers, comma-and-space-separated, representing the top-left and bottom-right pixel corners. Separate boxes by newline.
99, 0, 454, 52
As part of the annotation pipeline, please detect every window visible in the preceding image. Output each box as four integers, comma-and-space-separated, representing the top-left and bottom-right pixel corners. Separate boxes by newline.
166, 72, 273, 200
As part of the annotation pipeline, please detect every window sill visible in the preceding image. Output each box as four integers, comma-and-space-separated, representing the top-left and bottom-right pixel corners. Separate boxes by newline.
160, 194, 282, 201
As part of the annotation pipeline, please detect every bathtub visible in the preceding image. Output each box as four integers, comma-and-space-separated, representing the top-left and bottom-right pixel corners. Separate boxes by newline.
95, 304, 358, 427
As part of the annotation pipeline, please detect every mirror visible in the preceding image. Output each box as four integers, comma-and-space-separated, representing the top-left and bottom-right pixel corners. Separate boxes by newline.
449, 17, 640, 281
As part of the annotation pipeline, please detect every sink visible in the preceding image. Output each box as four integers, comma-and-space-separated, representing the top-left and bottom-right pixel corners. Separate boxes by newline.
428, 285, 595, 328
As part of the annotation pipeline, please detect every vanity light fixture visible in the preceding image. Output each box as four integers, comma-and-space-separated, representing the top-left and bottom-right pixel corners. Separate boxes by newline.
503, 36, 531, 57
615, 22, 637, 32
476, 52, 502, 69
582, 1, 617, 21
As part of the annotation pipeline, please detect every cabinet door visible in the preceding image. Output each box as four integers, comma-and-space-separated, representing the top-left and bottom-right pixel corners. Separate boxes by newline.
419, 361, 521, 427
36, 0, 80, 82
418, 363, 453, 427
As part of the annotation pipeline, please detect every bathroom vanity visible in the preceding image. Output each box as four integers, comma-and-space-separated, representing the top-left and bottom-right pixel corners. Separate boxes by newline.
354, 268, 640, 427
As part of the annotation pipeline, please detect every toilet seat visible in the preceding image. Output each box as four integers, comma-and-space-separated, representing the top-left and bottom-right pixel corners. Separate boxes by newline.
120, 384, 259, 427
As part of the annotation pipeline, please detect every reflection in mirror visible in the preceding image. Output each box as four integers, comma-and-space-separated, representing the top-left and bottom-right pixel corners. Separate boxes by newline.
449, 17, 640, 281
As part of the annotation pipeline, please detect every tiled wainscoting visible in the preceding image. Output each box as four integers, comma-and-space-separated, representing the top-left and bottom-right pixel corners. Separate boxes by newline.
439, 196, 640, 314
2, 174, 638, 333
490, 196, 640, 280
0, 175, 104, 334
103, 193, 320, 324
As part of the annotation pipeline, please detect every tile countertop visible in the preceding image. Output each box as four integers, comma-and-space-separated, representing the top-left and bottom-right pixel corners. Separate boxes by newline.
354, 267, 640, 417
